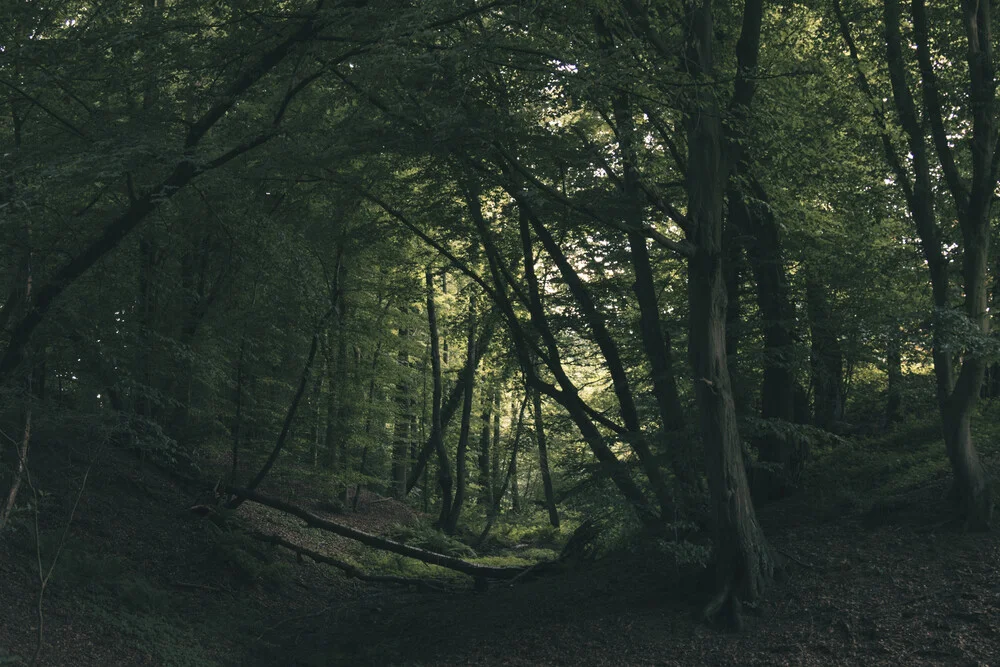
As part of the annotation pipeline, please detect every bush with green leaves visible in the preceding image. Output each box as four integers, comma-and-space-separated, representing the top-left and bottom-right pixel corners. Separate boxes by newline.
387, 522, 477, 559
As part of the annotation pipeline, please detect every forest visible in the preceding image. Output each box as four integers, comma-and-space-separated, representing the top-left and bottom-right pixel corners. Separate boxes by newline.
1, 0, 999, 664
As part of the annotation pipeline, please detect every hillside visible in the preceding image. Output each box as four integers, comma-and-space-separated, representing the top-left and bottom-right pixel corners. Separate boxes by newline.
2, 420, 998, 666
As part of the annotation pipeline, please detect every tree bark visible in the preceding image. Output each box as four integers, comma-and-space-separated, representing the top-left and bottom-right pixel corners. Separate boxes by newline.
391, 338, 411, 499
533, 387, 560, 528
229, 488, 526, 580
478, 385, 494, 523
885, 327, 903, 424
425, 268, 453, 530
684, 0, 773, 620
729, 181, 796, 425
805, 270, 843, 430
878, 0, 993, 526
723, 220, 748, 413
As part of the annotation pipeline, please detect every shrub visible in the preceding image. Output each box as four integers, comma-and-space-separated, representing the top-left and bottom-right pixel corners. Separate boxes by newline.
387, 523, 477, 559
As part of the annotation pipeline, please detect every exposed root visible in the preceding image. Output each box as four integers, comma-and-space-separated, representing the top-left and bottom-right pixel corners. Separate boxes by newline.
774, 546, 819, 570
701, 578, 743, 632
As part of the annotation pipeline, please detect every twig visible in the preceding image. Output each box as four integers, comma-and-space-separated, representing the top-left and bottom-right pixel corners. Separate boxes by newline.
28, 451, 98, 666
255, 604, 335, 640
775, 547, 820, 570
172, 581, 224, 593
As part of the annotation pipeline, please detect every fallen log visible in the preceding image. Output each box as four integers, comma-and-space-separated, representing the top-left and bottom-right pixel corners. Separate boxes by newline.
248, 531, 447, 591
227, 487, 525, 580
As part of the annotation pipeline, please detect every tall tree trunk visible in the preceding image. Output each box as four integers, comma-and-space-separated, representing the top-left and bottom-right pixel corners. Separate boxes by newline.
391, 342, 411, 500
805, 270, 843, 430
406, 309, 497, 495
443, 290, 478, 534
425, 269, 453, 529
0, 219, 31, 532
335, 318, 352, 502
508, 394, 524, 514
730, 182, 796, 424
353, 341, 384, 511
491, 389, 502, 500
885, 327, 903, 424
533, 387, 559, 528
473, 400, 492, 525
324, 333, 341, 471
592, 29, 686, 438
723, 220, 748, 414
864, 0, 993, 527
229, 338, 247, 485
684, 0, 773, 620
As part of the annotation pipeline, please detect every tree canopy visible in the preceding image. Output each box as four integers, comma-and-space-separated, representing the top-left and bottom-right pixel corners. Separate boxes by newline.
2, 0, 1000, 657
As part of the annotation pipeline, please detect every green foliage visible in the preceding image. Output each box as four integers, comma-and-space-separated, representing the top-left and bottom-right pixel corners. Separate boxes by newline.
387, 522, 477, 559
77, 603, 216, 667
205, 532, 291, 589
650, 537, 712, 569
52, 548, 171, 614
741, 416, 848, 457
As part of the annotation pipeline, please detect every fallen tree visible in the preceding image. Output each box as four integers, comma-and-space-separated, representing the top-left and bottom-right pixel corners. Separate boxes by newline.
226, 487, 527, 580
248, 531, 447, 591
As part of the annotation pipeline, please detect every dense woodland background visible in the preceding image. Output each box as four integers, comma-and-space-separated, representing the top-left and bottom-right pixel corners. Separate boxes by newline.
2, 0, 1000, 664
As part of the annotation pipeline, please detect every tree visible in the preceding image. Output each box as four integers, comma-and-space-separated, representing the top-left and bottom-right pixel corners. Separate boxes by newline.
675, 0, 775, 618
835, 0, 995, 527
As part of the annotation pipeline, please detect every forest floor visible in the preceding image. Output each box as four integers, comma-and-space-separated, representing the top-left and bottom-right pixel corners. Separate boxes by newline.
1, 418, 999, 666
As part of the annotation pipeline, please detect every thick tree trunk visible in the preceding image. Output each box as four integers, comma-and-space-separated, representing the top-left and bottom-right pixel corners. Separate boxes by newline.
685, 0, 773, 620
